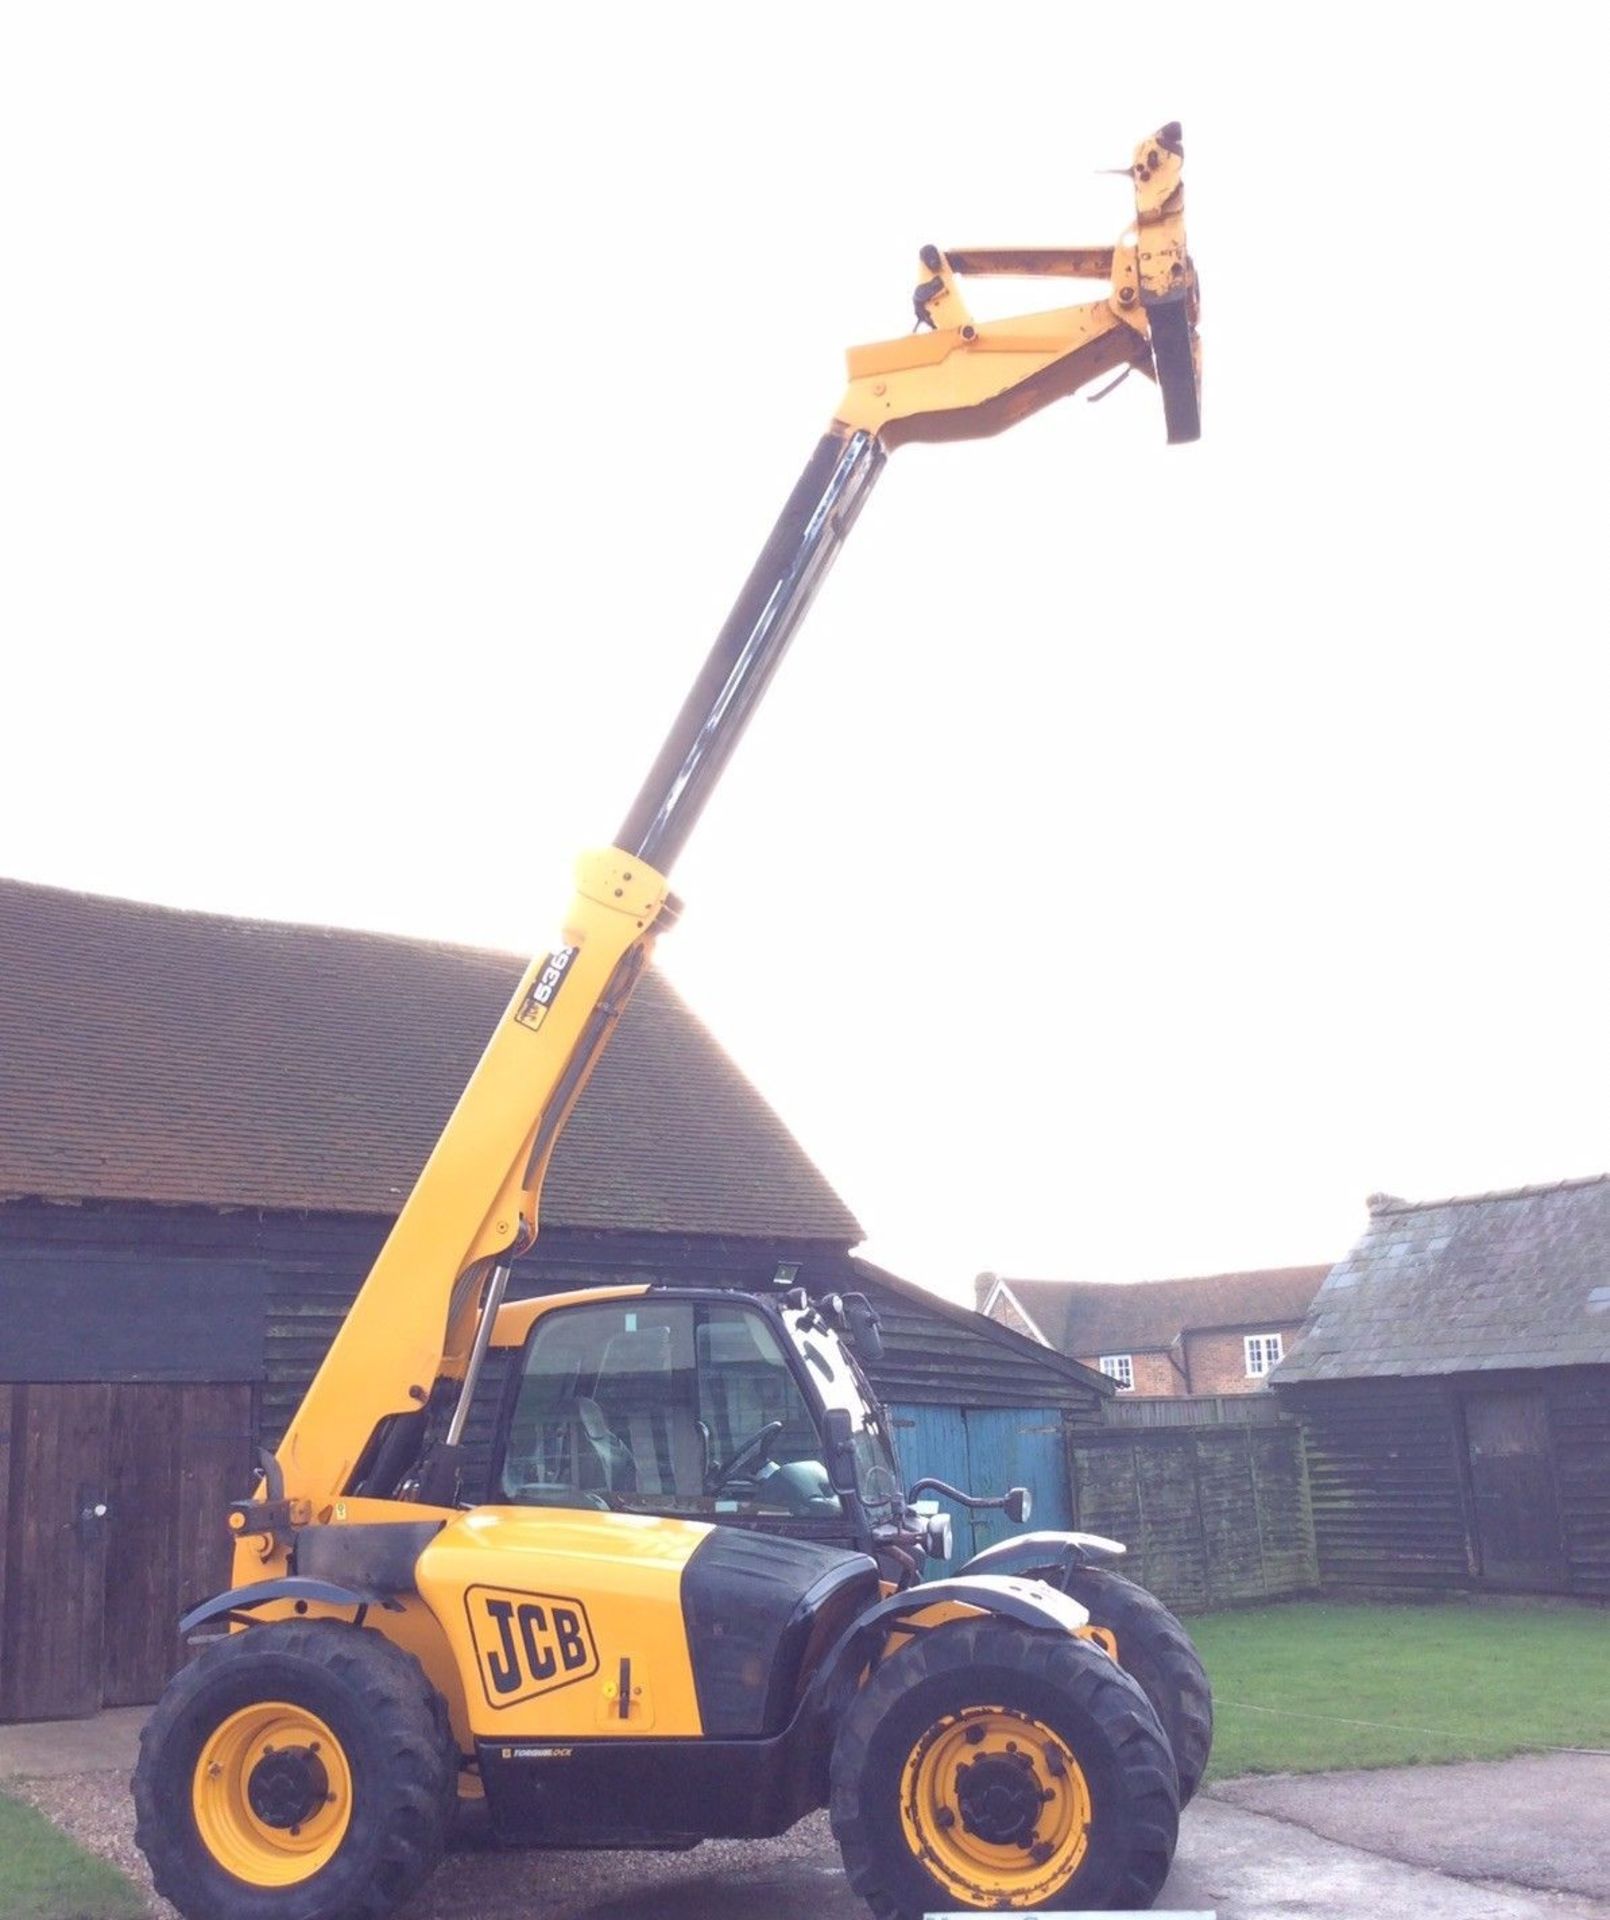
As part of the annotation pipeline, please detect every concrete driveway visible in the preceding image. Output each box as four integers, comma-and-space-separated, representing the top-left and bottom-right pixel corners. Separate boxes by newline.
403, 1767, 1610, 1919
6, 1710, 1608, 1920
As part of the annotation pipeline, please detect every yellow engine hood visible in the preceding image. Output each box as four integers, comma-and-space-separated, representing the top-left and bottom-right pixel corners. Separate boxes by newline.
416, 1506, 712, 1739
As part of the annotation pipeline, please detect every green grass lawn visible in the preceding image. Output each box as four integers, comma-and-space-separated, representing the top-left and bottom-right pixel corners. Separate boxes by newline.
1191, 1597, 1610, 1781
0, 1793, 145, 1920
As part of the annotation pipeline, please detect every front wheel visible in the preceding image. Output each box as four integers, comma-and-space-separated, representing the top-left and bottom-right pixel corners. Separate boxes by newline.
830, 1619, 1178, 1916
133, 1620, 454, 1920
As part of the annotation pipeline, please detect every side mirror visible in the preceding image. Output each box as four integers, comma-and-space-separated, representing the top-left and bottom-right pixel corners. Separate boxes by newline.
822, 1407, 858, 1494
1005, 1486, 1032, 1525
844, 1293, 885, 1363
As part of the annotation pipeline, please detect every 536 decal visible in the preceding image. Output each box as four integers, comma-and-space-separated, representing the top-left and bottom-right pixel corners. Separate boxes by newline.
465, 1586, 599, 1709
514, 947, 578, 1032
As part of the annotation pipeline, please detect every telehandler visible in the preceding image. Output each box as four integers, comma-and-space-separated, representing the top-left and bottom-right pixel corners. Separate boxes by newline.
134, 124, 1205, 1919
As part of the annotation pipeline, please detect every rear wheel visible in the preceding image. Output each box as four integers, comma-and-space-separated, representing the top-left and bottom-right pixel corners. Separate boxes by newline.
1055, 1567, 1213, 1804
830, 1619, 1178, 1916
134, 1621, 453, 1920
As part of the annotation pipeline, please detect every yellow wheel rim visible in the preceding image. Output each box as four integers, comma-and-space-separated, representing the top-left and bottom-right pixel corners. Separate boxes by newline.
899, 1703, 1092, 1909
191, 1702, 353, 1887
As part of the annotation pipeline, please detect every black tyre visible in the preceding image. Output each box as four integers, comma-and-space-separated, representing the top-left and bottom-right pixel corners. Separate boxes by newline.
1055, 1567, 1213, 1805
133, 1621, 453, 1920
830, 1619, 1178, 1917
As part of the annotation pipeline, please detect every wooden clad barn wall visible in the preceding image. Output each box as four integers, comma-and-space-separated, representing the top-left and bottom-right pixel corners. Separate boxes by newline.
1282, 1368, 1610, 1598
1066, 1423, 1317, 1613
857, 1296, 1104, 1417
1541, 1369, 1610, 1596
1, 1204, 853, 1447
1279, 1378, 1472, 1591
264, 1226, 843, 1447
0, 1388, 9, 1677
0, 1253, 262, 1385
519, 1232, 833, 1297
501, 1252, 1106, 1419
263, 1257, 379, 1448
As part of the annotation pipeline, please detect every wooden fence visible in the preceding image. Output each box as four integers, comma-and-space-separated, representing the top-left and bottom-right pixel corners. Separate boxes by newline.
1067, 1421, 1319, 1612
1104, 1394, 1287, 1428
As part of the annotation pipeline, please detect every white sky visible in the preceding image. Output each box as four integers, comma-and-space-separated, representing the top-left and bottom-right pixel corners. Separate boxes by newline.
4, 7, 1607, 1303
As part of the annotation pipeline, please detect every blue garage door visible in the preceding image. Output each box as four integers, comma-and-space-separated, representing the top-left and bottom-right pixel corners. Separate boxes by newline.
888, 1403, 1072, 1570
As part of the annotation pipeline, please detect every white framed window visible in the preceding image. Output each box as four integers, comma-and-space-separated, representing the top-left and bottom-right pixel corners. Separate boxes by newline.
1244, 1332, 1284, 1378
1099, 1354, 1134, 1392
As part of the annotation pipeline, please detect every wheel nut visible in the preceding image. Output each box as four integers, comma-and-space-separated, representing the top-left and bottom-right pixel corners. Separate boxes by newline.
934, 1807, 956, 1830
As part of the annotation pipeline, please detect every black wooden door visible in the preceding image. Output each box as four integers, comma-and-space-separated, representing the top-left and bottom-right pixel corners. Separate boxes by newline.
0, 1382, 253, 1719
0, 1384, 112, 1720
1464, 1390, 1566, 1590
102, 1383, 254, 1707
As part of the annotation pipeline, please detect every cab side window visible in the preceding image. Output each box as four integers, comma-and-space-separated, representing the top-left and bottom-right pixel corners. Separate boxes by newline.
500, 1299, 840, 1521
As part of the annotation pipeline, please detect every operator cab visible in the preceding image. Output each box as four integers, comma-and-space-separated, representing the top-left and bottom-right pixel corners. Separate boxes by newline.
487, 1289, 902, 1554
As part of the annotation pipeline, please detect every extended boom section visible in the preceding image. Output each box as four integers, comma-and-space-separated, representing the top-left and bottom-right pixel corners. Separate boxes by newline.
260, 121, 1200, 1528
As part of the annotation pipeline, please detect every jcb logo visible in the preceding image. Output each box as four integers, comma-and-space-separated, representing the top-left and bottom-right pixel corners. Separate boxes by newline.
466, 1586, 598, 1708
514, 947, 578, 1032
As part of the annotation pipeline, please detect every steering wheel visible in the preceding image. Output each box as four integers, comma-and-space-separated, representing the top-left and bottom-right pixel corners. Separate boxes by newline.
705, 1420, 784, 1497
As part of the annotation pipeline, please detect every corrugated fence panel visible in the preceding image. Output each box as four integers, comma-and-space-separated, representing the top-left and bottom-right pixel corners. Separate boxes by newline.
1194, 1429, 1267, 1604
1135, 1436, 1210, 1611
1067, 1424, 1317, 1613
1251, 1425, 1320, 1594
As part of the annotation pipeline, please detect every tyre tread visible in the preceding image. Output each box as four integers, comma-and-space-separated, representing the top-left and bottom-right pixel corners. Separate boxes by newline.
1054, 1566, 1214, 1804
829, 1618, 1179, 1917
133, 1622, 453, 1920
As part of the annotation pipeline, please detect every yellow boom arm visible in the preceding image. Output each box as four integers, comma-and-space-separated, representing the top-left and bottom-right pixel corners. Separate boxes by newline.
261, 124, 1200, 1526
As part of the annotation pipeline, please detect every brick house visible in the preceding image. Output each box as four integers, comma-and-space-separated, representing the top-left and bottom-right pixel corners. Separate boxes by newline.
975, 1266, 1328, 1396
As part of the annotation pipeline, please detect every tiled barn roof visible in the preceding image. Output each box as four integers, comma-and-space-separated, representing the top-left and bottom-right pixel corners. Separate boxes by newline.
0, 877, 862, 1243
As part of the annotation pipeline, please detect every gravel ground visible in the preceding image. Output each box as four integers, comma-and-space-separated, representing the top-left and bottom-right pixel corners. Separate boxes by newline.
8, 1773, 868, 1920
11, 1771, 177, 1920
14, 1757, 1610, 1920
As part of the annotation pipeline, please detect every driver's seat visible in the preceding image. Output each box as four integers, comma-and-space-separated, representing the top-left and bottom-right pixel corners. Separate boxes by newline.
595, 1326, 703, 1499
697, 1319, 817, 1472
569, 1395, 636, 1492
